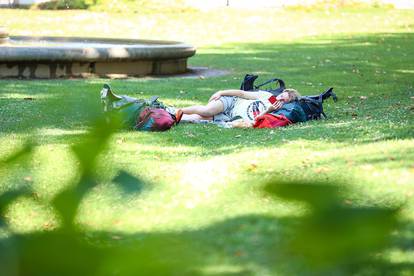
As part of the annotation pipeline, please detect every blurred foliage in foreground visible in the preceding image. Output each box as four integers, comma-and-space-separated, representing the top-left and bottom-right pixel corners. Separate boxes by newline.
0, 116, 201, 275
0, 115, 405, 275
265, 182, 401, 272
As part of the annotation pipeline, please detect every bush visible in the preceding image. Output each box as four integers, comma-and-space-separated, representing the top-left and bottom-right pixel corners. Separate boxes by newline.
35, 0, 194, 12
89, 0, 194, 13
36, 0, 91, 10
286, 0, 394, 11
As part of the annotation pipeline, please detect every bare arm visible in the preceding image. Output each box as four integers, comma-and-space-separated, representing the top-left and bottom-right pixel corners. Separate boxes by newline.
209, 90, 261, 102
255, 101, 284, 119
230, 118, 253, 128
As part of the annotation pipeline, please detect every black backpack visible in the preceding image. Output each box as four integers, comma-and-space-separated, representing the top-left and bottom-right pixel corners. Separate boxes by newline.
240, 74, 286, 96
298, 87, 338, 120
239, 74, 338, 121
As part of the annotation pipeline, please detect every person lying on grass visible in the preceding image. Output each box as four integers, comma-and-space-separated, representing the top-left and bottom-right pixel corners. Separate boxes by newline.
175, 88, 302, 128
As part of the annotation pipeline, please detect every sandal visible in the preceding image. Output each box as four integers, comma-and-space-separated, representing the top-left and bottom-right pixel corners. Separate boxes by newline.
175, 109, 183, 125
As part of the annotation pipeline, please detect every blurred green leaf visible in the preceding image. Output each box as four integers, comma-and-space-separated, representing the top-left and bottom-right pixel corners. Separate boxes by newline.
53, 117, 120, 228
264, 181, 341, 209
14, 230, 200, 276
16, 231, 105, 276
291, 206, 400, 267
265, 181, 401, 269
71, 117, 120, 175
52, 175, 96, 228
99, 235, 200, 276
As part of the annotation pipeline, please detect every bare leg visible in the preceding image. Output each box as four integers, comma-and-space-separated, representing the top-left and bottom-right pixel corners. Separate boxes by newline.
181, 100, 224, 117
181, 114, 213, 121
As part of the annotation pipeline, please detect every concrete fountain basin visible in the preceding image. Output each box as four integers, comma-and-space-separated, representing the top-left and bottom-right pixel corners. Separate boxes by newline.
0, 30, 196, 78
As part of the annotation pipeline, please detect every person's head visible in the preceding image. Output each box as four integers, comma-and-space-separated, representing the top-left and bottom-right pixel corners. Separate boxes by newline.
276, 89, 300, 102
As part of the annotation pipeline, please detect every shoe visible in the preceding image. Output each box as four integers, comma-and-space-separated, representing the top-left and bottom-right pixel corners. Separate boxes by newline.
175, 109, 183, 125
101, 84, 125, 112
101, 84, 122, 101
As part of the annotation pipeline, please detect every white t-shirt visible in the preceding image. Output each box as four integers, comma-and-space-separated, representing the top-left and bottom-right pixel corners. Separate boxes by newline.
231, 91, 273, 123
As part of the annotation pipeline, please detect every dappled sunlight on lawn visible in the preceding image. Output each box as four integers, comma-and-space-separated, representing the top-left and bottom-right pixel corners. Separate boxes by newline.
2, 134, 412, 235
71, 136, 413, 234
5, 196, 59, 234
38, 128, 87, 137
0, 93, 57, 100
31, 144, 78, 198
179, 158, 235, 189
395, 69, 414, 74
114, 141, 202, 159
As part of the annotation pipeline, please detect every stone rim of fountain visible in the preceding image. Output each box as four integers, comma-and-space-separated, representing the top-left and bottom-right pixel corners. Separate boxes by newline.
0, 30, 197, 78
1, 35, 196, 62
0, 27, 9, 44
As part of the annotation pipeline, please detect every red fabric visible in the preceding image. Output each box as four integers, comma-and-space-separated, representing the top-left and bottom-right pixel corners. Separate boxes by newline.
253, 114, 292, 129
137, 108, 175, 131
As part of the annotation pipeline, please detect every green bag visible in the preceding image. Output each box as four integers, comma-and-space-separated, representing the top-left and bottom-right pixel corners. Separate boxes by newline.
272, 101, 307, 123
100, 84, 172, 129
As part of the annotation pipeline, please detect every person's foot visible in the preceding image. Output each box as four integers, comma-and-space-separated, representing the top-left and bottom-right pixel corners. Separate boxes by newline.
175, 109, 183, 125
100, 84, 110, 100
102, 84, 122, 101
100, 84, 124, 112
100, 84, 112, 112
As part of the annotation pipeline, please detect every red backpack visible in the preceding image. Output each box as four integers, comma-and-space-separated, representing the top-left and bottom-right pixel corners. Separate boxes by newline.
253, 114, 292, 129
135, 107, 175, 131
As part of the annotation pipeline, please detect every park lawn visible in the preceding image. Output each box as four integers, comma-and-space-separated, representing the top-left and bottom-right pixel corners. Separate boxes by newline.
0, 6, 414, 275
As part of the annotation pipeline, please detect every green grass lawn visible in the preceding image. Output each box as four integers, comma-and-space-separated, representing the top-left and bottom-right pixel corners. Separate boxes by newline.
1, 6, 414, 275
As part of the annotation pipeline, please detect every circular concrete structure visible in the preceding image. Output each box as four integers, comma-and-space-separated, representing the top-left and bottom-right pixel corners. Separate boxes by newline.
0, 31, 196, 78
0, 27, 9, 44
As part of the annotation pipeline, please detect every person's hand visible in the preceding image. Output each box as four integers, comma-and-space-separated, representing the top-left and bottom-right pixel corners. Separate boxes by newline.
268, 100, 283, 112
209, 91, 222, 102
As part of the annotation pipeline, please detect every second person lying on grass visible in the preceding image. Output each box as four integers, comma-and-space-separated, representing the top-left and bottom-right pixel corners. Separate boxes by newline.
175, 88, 306, 128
